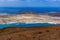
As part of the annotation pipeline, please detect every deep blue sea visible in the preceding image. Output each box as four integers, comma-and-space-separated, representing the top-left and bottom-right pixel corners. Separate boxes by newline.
0, 7, 60, 14
0, 7, 60, 28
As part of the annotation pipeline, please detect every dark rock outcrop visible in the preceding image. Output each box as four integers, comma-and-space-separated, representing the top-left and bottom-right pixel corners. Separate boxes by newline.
45, 12, 60, 17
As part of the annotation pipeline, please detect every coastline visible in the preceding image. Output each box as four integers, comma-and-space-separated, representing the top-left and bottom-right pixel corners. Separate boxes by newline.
0, 12, 59, 28
0, 22, 58, 29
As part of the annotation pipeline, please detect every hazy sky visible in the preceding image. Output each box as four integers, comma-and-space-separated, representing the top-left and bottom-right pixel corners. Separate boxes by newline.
0, 0, 60, 7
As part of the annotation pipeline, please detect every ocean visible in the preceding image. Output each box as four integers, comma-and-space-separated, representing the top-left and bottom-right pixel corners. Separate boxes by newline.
0, 7, 60, 14
0, 7, 60, 28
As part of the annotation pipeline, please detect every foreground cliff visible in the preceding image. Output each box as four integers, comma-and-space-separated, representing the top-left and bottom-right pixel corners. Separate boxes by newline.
0, 26, 60, 40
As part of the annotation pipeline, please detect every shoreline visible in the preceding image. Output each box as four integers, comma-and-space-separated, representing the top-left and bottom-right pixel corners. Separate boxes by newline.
0, 23, 58, 29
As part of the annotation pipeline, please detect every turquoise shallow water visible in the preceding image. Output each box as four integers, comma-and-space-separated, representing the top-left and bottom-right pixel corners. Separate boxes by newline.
0, 22, 58, 29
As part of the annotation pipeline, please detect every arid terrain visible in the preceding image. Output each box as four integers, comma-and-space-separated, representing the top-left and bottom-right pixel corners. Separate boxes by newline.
0, 26, 60, 40
0, 12, 60, 24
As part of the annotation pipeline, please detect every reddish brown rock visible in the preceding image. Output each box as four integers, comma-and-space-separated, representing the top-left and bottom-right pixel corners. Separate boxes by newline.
0, 26, 60, 40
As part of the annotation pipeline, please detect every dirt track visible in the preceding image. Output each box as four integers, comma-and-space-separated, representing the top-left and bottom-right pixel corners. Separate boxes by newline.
0, 26, 60, 40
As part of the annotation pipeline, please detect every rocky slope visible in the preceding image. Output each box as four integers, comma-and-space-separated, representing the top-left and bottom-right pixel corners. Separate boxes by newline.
0, 26, 60, 40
